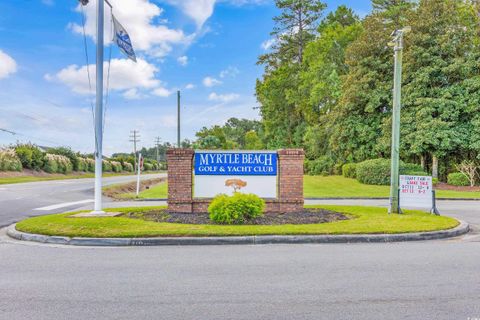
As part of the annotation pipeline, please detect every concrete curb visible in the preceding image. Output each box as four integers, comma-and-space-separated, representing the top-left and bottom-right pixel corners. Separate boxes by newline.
6, 220, 469, 247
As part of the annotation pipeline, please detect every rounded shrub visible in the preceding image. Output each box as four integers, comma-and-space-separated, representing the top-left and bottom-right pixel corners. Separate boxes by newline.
208, 193, 265, 225
86, 158, 95, 172
43, 154, 72, 174
356, 158, 427, 185
102, 160, 113, 172
14, 143, 44, 170
110, 161, 123, 173
447, 172, 469, 186
122, 162, 134, 172
342, 163, 357, 179
0, 148, 22, 171
356, 158, 391, 185
305, 156, 335, 175
143, 163, 153, 171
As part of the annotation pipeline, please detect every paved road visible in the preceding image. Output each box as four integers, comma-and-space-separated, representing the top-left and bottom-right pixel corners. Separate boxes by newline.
1, 181, 480, 319
0, 173, 166, 227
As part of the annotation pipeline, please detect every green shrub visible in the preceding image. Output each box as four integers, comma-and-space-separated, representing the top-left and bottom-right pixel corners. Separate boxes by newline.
86, 158, 95, 172
143, 163, 153, 171
305, 156, 335, 175
432, 178, 439, 186
342, 163, 357, 178
47, 147, 79, 171
76, 158, 89, 172
447, 172, 469, 186
356, 158, 427, 185
14, 143, 44, 170
102, 160, 113, 172
110, 161, 123, 173
0, 148, 22, 171
122, 162, 134, 172
208, 193, 265, 225
43, 154, 72, 174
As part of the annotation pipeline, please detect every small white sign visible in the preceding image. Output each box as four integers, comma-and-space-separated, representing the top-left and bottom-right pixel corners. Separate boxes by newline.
399, 175, 433, 209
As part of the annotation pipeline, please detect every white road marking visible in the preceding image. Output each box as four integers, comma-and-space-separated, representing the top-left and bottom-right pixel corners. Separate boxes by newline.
33, 199, 94, 211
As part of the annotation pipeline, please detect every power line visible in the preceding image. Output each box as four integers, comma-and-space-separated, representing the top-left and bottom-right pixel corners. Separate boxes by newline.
0, 128, 16, 135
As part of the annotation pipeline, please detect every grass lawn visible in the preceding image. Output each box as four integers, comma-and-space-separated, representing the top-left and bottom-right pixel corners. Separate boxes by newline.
0, 171, 163, 185
104, 180, 168, 200
304, 175, 480, 199
115, 175, 480, 200
15, 205, 459, 238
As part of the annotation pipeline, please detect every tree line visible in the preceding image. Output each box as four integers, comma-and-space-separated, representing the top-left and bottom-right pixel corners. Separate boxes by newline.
252, 0, 480, 180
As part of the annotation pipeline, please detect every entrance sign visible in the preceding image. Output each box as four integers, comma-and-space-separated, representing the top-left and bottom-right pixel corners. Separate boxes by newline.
194, 150, 277, 198
399, 175, 433, 210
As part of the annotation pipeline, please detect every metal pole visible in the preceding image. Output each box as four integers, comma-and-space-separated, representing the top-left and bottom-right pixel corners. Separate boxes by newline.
136, 153, 142, 196
177, 90, 181, 148
389, 32, 404, 214
92, 0, 105, 214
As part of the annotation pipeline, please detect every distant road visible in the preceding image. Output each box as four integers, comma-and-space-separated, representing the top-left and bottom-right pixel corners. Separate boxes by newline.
0, 173, 166, 227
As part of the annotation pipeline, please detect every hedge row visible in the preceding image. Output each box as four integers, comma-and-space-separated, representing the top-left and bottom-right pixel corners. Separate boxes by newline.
0, 149, 22, 172
0, 144, 160, 174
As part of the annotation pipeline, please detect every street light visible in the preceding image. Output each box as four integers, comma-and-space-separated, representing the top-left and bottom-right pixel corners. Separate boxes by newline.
388, 26, 410, 214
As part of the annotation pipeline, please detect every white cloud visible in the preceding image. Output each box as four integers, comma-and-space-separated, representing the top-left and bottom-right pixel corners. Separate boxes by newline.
70, 0, 190, 58
208, 92, 239, 103
123, 88, 146, 100
177, 55, 188, 66
202, 76, 222, 87
185, 83, 195, 89
166, 0, 216, 29
46, 58, 160, 94
261, 38, 276, 50
0, 50, 17, 79
219, 66, 239, 78
152, 87, 172, 97
166, 0, 267, 29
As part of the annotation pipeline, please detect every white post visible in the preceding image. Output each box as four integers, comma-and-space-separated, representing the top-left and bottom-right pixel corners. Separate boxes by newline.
136, 153, 142, 196
92, 0, 105, 214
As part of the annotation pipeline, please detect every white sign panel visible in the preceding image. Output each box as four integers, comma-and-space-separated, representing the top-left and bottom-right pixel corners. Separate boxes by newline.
399, 175, 433, 209
193, 150, 278, 198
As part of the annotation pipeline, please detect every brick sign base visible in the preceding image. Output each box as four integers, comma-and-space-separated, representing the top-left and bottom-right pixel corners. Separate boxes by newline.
166, 149, 304, 213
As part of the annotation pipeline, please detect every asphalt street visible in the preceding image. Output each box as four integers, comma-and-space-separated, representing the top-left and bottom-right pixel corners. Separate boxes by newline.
0, 179, 479, 319
0, 173, 166, 227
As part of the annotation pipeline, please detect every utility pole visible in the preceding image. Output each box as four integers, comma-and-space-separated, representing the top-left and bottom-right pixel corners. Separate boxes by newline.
129, 130, 140, 173
91, 0, 105, 214
388, 26, 410, 214
155, 137, 161, 162
177, 90, 181, 148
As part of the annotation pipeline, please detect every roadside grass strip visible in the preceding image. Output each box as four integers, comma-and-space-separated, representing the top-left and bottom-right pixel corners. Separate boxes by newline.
303, 175, 480, 199
15, 205, 459, 238
0, 172, 163, 185
112, 176, 480, 200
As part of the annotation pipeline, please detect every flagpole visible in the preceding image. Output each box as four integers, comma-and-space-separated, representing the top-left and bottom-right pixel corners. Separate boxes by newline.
92, 0, 105, 214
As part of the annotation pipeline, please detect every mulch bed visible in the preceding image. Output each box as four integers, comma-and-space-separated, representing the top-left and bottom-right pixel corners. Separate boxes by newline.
435, 182, 480, 192
123, 208, 350, 225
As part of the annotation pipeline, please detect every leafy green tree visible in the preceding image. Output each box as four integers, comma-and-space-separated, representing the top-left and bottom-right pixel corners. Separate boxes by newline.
244, 131, 264, 150
401, 0, 480, 177
298, 5, 362, 124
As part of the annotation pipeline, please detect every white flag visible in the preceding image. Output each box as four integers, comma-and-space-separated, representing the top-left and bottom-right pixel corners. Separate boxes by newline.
112, 15, 137, 62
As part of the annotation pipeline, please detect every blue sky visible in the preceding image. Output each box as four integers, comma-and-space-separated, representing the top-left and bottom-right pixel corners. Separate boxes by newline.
0, 0, 371, 155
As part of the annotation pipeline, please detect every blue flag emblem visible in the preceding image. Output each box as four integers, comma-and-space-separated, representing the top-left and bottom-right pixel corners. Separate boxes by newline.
112, 15, 137, 62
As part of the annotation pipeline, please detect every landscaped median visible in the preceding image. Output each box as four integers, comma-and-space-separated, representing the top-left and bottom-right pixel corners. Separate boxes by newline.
7, 205, 468, 246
